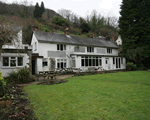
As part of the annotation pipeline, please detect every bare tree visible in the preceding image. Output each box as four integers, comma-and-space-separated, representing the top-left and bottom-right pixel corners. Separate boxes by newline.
58, 9, 72, 21
0, 23, 18, 58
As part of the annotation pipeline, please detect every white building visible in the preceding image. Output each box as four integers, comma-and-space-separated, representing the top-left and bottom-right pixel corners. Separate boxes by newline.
31, 31, 126, 74
116, 35, 122, 46
0, 26, 32, 77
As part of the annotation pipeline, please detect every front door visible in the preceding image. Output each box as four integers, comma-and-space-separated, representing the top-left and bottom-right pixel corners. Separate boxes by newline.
105, 58, 109, 70
32, 60, 36, 75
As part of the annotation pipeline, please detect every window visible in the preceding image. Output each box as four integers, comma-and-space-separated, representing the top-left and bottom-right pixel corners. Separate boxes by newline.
81, 56, 102, 67
10, 57, 16, 67
87, 47, 94, 52
57, 44, 66, 51
113, 57, 115, 64
3, 57, 23, 67
35, 42, 37, 51
18, 57, 23, 66
107, 48, 112, 54
57, 59, 67, 68
3, 57, 9, 66
43, 62, 48, 67
116, 58, 121, 68
71, 57, 76, 67
121, 58, 123, 64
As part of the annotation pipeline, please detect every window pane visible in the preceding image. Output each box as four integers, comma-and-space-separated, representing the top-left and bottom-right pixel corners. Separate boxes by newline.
81, 59, 84, 66
57, 44, 59, 50
10, 60, 16, 67
64, 45, 66, 50
96, 59, 98, 66
121, 58, 123, 64
116, 58, 118, 68
57, 63, 60, 68
85, 58, 88, 66
89, 59, 91, 66
113, 58, 115, 64
92, 47, 94, 52
93, 59, 95, 66
3, 57, 9, 66
99, 59, 102, 66
60, 44, 63, 51
119, 58, 121, 68
43, 62, 47, 67
61, 62, 63, 68
11, 57, 15, 59
64, 62, 66, 68
18, 57, 23, 66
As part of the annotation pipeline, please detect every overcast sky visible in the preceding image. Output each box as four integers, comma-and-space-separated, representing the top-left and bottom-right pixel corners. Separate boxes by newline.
5, 0, 122, 18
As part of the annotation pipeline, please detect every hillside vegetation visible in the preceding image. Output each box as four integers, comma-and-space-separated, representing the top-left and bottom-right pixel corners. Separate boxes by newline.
0, 1, 119, 44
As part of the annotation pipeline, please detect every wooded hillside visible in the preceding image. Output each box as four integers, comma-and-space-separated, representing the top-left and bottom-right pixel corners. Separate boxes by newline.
0, 1, 119, 44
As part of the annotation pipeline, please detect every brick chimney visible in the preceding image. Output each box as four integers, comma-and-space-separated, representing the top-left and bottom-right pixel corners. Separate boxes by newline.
64, 27, 70, 35
32, 26, 38, 31
92, 33, 95, 38
111, 37, 115, 41
106, 36, 110, 41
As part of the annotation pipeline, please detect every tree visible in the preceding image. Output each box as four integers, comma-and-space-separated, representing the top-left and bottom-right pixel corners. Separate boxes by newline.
80, 22, 91, 33
33, 2, 45, 19
40, 2, 45, 17
33, 2, 40, 19
0, 23, 17, 57
119, 0, 150, 65
52, 16, 69, 27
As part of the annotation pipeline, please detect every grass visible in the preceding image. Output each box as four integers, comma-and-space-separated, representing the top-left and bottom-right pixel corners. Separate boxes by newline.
24, 71, 150, 120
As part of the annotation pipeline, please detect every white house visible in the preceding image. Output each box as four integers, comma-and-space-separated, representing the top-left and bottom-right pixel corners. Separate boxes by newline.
116, 35, 122, 46
31, 31, 126, 74
0, 26, 32, 77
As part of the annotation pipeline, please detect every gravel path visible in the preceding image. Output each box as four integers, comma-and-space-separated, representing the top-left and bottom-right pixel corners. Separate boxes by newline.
17, 74, 74, 87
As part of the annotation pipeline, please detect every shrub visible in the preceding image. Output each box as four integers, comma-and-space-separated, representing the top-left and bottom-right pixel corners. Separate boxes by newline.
7, 68, 35, 84
0, 72, 6, 97
126, 62, 137, 71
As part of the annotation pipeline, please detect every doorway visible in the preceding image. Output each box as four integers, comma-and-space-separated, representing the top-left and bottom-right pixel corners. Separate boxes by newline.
105, 58, 109, 70
32, 60, 36, 75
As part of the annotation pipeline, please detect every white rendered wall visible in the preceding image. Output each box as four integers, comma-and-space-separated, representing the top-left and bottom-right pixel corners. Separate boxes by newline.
0, 53, 29, 77
36, 58, 43, 73
31, 34, 39, 53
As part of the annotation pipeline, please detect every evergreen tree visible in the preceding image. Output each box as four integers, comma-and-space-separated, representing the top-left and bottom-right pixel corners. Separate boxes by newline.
33, 2, 40, 19
40, 2, 45, 18
80, 22, 91, 33
119, 0, 150, 65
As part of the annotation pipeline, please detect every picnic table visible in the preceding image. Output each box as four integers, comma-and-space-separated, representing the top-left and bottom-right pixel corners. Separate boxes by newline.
36, 71, 56, 81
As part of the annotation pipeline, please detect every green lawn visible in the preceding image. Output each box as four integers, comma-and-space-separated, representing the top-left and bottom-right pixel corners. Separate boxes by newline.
24, 71, 150, 120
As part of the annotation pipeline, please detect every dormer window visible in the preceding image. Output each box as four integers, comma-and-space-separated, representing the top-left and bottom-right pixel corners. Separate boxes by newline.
107, 48, 112, 54
35, 42, 37, 51
57, 44, 66, 51
87, 47, 94, 53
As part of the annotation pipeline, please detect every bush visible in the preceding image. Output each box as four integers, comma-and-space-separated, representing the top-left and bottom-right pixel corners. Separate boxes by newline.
0, 72, 6, 97
126, 62, 137, 71
7, 68, 35, 84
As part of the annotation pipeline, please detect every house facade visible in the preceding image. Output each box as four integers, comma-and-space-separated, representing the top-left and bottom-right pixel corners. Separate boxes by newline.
0, 26, 32, 77
31, 31, 126, 74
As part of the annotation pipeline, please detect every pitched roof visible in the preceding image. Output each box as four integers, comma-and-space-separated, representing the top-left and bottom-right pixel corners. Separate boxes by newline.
34, 31, 119, 48
0, 25, 22, 32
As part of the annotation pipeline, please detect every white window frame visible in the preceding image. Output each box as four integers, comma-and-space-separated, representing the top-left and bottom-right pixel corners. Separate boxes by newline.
2, 56, 23, 68
87, 47, 94, 53
81, 56, 102, 67
57, 44, 66, 51
107, 48, 112, 54
57, 58, 67, 69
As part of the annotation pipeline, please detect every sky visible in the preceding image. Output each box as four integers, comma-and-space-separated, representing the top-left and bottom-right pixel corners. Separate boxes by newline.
5, 0, 122, 18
